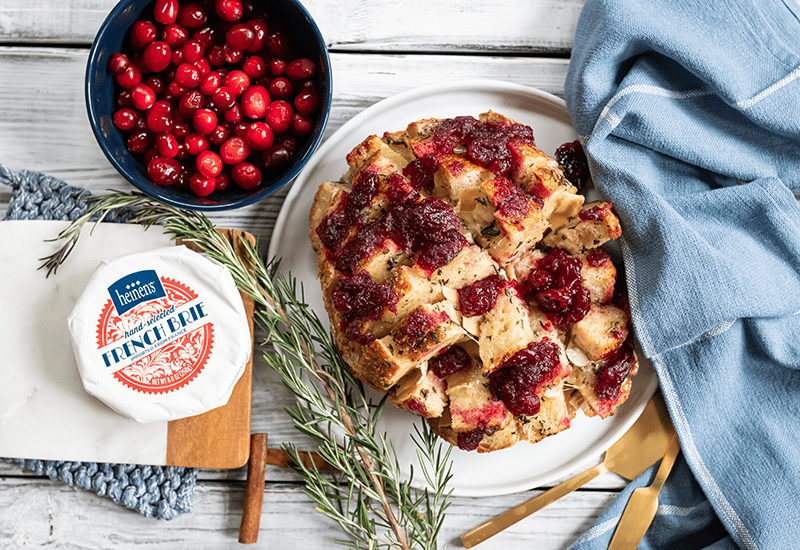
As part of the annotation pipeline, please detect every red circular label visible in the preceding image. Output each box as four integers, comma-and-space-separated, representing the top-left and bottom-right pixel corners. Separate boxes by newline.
95, 277, 214, 395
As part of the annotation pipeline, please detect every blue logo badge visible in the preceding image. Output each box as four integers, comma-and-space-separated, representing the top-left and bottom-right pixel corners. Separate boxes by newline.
108, 270, 166, 315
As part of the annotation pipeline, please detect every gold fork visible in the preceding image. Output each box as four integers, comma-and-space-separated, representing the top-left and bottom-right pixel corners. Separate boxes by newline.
606, 430, 681, 550
461, 394, 673, 548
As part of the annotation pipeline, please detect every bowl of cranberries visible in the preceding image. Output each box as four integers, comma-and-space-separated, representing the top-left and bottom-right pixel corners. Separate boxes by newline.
86, 0, 331, 210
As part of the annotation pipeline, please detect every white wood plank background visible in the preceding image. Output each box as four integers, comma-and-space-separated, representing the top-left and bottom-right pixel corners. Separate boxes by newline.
0, 1, 641, 549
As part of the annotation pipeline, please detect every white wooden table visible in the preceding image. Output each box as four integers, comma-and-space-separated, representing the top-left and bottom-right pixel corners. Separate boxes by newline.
0, 1, 630, 547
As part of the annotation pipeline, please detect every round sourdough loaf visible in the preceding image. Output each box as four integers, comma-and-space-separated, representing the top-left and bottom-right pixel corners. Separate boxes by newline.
309, 111, 638, 452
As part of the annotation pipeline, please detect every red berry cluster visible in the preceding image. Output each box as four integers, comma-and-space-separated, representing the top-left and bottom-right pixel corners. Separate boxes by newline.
108, 0, 322, 198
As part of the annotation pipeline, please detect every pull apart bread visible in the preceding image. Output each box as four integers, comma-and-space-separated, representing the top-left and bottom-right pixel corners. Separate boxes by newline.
309, 112, 638, 453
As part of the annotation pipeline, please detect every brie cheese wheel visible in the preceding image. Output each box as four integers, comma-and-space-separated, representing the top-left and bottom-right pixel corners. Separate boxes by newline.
68, 245, 251, 423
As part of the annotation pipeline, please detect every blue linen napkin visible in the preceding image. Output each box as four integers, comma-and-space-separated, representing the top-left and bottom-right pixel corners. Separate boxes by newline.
563, 0, 800, 548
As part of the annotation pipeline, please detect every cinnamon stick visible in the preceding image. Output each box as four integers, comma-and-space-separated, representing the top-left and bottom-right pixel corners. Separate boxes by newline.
239, 433, 269, 544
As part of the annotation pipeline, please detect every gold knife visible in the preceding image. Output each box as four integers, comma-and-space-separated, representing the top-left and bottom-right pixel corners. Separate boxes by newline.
606, 430, 681, 550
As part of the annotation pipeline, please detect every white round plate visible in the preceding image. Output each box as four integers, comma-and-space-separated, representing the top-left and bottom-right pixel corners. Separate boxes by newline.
268, 80, 658, 497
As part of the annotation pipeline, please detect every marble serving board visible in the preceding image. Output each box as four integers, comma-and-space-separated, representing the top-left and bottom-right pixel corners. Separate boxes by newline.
0, 221, 253, 469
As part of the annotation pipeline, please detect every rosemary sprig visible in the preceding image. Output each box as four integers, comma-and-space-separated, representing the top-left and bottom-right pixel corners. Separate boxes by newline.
41, 190, 453, 549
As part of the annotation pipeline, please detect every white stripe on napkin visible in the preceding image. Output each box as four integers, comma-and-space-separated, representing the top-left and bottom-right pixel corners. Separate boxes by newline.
654, 354, 760, 550
735, 66, 800, 110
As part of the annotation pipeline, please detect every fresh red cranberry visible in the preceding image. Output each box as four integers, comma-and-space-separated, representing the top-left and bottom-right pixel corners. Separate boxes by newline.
144, 148, 158, 166
266, 31, 290, 56
429, 345, 472, 378
215, 0, 244, 22
116, 64, 142, 89
219, 136, 250, 164
189, 173, 216, 196
171, 121, 191, 140
116, 89, 133, 108
269, 58, 287, 76
167, 80, 187, 98
223, 69, 250, 97
161, 23, 189, 48
214, 172, 231, 192
192, 108, 218, 135
241, 85, 269, 119
242, 55, 266, 78
181, 39, 205, 64
222, 44, 243, 64
185, 133, 210, 155
155, 133, 179, 157
226, 23, 255, 51
291, 113, 313, 136
245, 19, 268, 53
223, 102, 243, 123
175, 62, 201, 88
147, 156, 184, 186
211, 86, 235, 109
196, 150, 223, 177
192, 25, 217, 49
141, 41, 171, 73
198, 71, 222, 95
207, 44, 226, 66
233, 121, 249, 138
262, 144, 292, 172
147, 110, 174, 133
177, 3, 207, 29
231, 161, 262, 189
285, 58, 316, 81
108, 53, 130, 75
176, 91, 203, 119
153, 0, 178, 25
208, 124, 228, 145
266, 100, 292, 134
113, 108, 137, 130
171, 48, 185, 65
129, 83, 156, 110
245, 121, 274, 151
130, 20, 157, 50
294, 90, 319, 116
268, 77, 292, 100
145, 75, 166, 95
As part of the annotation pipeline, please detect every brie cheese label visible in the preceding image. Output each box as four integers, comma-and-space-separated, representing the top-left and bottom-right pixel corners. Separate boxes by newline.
69, 245, 251, 423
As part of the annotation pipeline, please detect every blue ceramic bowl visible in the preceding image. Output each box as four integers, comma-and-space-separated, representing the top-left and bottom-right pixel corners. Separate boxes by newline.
86, 0, 331, 211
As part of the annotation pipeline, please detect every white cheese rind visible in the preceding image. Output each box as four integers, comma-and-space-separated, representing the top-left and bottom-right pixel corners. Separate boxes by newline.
68, 245, 251, 423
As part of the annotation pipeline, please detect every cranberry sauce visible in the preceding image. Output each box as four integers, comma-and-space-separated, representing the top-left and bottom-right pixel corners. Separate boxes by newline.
429, 345, 472, 378
410, 115, 536, 179
586, 249, 611, 267
488, 338, 562, 417
331, 271, 399, 345
491, 176, 530, 223
555, 140, 590, 191
457, 274, 507, 317
579, 201, 613, 222
316, 169, 383, 257
521, 248, 590, 330
595, 342, 636, 401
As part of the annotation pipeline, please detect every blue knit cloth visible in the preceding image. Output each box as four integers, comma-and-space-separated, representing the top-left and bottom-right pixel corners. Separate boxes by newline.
1, 163, 197, 520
